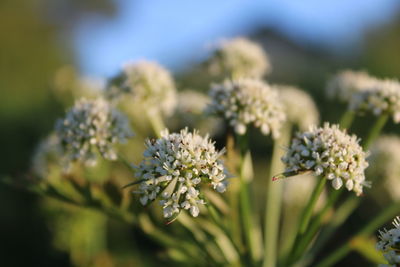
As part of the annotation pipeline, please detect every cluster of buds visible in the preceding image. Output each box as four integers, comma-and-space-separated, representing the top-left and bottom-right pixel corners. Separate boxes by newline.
349, 78, 400, 123
208, 37, 271, 79
56, 98, 133, 166
207, 79, 286, 138
326, 70, 378, 102
376, 216, 400, 266
135, 128, 228, 218
282, 123, 369, 196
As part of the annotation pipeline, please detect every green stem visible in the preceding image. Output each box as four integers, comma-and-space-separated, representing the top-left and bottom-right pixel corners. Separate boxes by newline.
339, 111, 355, 129
362, 113, 389, 149
291, 189, 343, 263
263, 124, 292, 267
299, 178, 327, 235
237, 134, 262, 265
288, 177, 326, 264
306, 195, 359, 262
147, 110, 166, 138
316, 201, 400, 267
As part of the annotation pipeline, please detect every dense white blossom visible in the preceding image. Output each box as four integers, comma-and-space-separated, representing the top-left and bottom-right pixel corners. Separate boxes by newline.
56, 98, 133, 166
376, 216, 400, 266
135, 128, 228, 218
276, 85, 319, 130
282, 123, 369, 196
369, 136, 400, 200
207, 79, 286, 138
326, 70, 378, 102
107, 60, 177, 116
349, 78, 400, 123
31, 134, 63, 178
208, 37, 271, 79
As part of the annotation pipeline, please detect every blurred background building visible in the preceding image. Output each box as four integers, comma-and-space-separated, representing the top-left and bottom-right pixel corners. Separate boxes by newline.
1, 0, 399, 265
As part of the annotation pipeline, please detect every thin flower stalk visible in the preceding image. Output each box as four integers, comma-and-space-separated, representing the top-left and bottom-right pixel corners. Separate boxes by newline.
263, 124, 292, 267
237, 134, 263, 264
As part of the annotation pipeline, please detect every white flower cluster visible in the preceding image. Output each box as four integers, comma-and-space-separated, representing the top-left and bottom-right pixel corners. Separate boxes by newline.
369, 136, 400, 200
31, 134, 63, 178
208, 37, 271, 79
135, 128, 228, 218
282, 123, 369, 196
326, 70, 378, 102
276, 85, 319, 130
108, 60, 177, 116
376, 216, 400, 266
207, 79, 286, 138
349, 79, 400, 123
56, 98, 133, 166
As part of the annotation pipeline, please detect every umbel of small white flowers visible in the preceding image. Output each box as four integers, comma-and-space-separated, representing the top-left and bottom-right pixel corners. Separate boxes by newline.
207, 78, 286, 138
376, 216, 400, 266
106, 60, 177, 117
281, 123, 370, 196
56, 98, 133, 166
349, 78, 400, 123
208, 37, 271, 79
134, 128, 228, 219
326, 70, 378, 103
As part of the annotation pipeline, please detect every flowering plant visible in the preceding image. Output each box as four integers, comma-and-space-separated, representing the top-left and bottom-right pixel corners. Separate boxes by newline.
5, 37, 400, 267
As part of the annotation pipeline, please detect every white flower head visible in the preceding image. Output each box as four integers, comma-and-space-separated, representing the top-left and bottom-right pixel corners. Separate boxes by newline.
31, 134, 63, 178
349, 78, 400, 123
135, 128, 228, 219
326, 70, 378, 102
56, 98, 133, 166
376, 216, 400, 265
207, 78, 286, 138
369, 136, 400, 200
208, 37, 271, 79
282, 123, 369, 196
276, 85, 319, 130
107, 60, 177, 116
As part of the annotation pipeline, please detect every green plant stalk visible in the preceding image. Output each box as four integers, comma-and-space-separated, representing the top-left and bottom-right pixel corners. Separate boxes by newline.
147, 109, 166, 138
339, 110, 355, 130
303, 113, 389, 262
263, 124, 292, 267
287, 177, 326, 265
290, 188, 343, 263
226, 131, 243, 250
362, 113, 389, 150
305, 195, 359, 263
315, 200, 400, 267
237, 134, 263, 264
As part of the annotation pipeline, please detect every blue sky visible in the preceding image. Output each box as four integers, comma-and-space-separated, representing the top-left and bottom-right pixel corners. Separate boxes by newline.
74, 0, 400, 77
